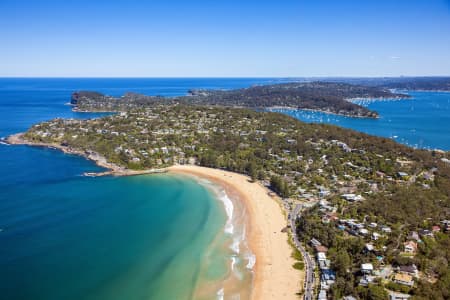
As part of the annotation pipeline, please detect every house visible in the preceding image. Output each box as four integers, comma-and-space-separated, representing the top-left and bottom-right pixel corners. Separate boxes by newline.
319, 259, 331, 270
393, 273, 414, 287
355, 223, 365, 229
311, 238, 321, 247
323, 212, 339, 223
407, 231, 420, 241
376, 171, 386, 178
381, 226, 392, 234
317, 252, 327, 261
341, 193, 365, 202
359, 228, 369, 235
419, 229, 434, 238
319, 189, 330, 198
361, 263, 374, 274
341, 193, 356, 201
397, 172, 409, 178
432, 225, 441, 232
403, 241, 417, 254
442, 220, 450, 232
399, 264, 419, 278
319, 200, 333, 211
315, 245, 328, 253
286, 139, 297, 144
365, 243, 375, 252
318, 290, 327, 300
321, 269, 336, 285
359, 275, 375, 286
372, 232, 381, 240
388, 291, 411, 300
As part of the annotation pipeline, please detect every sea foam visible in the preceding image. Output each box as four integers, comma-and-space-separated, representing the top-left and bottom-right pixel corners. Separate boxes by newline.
246, 253, 256, 269
230, 256, 237, 271
219, 191, 234, 235
198, 179, 234, 234
216, 288, 224, 300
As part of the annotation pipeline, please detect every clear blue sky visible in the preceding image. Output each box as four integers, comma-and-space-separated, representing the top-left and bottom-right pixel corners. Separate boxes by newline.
1, 0, 450, 77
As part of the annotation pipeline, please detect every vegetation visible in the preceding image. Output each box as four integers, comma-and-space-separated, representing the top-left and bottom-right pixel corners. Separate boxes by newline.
293, 261, 305, 270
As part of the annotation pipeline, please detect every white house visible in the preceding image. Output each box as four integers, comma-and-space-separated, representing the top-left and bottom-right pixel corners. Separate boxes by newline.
372, 232, 381, 240
381, 226, 392, 233
361, 263, 373, 274
317, 252, 327, 261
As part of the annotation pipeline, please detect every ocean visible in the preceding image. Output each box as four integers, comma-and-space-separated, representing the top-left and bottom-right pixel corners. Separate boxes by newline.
0, 78, 448, 300
270, 91, 450, 151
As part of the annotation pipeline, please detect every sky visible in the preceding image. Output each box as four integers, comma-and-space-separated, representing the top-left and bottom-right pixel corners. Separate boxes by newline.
1, 0, 450, 77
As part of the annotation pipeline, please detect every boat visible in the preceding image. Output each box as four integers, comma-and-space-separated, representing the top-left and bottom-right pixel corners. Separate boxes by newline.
0, 138, 10, 145
83, 172, 99, 177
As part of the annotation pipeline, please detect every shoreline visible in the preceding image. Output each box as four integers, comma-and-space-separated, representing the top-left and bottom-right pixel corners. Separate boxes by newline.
5, 133, 165, 177
185, 173, 254, 300
267, 94, 411, 119
267, 106, 380, 119
168, 165, 302, 300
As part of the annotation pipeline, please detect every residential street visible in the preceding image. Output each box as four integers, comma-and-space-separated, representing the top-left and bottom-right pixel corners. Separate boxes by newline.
291, 204, 315, 300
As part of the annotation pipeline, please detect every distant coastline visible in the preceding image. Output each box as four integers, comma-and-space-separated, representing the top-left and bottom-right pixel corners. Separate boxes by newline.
70, 82, 409, 118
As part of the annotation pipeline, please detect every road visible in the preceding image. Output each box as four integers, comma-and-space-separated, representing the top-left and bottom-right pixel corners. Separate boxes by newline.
290, 204, 315, 300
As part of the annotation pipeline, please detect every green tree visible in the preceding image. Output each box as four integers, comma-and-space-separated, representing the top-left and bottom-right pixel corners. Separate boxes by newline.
367, 284, 388, 300
333, 250, 351, 277
247, 161, 258, 182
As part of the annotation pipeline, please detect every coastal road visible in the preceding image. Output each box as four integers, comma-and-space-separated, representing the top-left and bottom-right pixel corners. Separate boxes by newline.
290, 204, 315, 300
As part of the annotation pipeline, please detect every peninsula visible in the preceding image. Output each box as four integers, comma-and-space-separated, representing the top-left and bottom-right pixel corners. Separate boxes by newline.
71, 82, 409, 118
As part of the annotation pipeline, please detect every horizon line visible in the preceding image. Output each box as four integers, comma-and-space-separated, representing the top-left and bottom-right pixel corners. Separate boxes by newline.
1, 75, 450, 79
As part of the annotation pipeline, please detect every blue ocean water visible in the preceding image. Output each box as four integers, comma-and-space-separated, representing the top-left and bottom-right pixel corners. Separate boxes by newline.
271, 91, 450, 150
1, 78, 449, 300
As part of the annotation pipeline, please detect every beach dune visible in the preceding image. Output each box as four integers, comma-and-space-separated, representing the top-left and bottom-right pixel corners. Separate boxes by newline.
168, 165, 302, 300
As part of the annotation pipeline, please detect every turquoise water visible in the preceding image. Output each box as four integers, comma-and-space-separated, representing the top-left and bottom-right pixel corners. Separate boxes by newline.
1, 172, 227, 300
270, 91, 450, 150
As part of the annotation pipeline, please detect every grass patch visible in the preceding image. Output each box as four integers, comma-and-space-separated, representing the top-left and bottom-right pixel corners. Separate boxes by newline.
287, 232, 304, 262
292, 248, 303, 261
293, 261, 305, 270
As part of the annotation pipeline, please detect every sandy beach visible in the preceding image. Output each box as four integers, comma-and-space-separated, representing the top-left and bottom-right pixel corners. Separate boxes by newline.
168, 165, 302, 300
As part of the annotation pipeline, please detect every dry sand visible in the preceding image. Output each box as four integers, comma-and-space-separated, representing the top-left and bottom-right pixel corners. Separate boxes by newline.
168, 165, 302, 300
